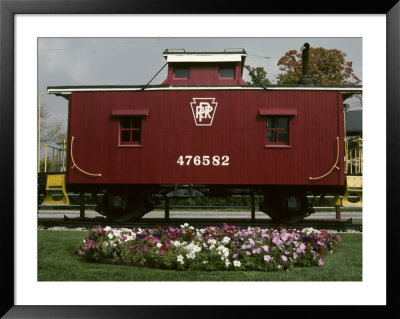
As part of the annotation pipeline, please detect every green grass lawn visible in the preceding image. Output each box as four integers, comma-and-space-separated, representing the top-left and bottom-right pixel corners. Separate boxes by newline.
38, 230, 362, 281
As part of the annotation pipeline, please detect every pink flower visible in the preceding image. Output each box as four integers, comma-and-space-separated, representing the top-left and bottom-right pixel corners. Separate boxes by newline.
261, 232, 269, 238
272, 236, 283, 246
281, 255, 288, 262
296, 243, 306, 253
318, 258, 324, 266
280, 231, 289, 242
232, 253, 238, 259
245, 251, 251, 256
264, 255, 272, 262
262, 245, 269, 252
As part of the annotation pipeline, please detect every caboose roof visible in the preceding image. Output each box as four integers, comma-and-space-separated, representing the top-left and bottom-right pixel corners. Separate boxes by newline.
163, 49, 247, 63
47, 84, 362, 99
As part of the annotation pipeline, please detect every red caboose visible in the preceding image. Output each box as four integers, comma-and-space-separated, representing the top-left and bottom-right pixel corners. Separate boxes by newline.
47, 49, 362, 223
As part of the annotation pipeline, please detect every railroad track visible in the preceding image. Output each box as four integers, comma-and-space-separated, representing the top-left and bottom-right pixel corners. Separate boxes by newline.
38, 216, 362, 232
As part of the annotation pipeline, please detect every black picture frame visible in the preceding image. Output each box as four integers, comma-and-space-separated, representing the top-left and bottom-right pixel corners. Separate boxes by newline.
1, 0, 399, 317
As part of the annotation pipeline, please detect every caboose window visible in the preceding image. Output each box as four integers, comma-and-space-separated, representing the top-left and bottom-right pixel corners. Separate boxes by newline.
219, 67, 235, 78
266, 117, 289, 144
174, 66, 189, 78
120, 117, 142, 145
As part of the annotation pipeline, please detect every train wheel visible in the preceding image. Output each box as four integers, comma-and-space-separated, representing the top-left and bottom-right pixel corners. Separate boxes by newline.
102, 191, 154, 222
260, 191, 310, 224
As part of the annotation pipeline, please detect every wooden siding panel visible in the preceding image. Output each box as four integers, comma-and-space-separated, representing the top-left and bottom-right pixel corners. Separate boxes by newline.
67, 90, 344, 187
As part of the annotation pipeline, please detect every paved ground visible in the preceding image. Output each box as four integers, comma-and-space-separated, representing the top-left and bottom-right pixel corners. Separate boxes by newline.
38, 209, 362, 220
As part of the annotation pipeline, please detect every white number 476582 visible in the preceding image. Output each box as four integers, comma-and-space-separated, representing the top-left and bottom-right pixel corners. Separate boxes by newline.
177, 155, 229, 166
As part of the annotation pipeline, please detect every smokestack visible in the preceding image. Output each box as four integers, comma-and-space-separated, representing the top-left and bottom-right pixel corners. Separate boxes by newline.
298, 43, 313, 85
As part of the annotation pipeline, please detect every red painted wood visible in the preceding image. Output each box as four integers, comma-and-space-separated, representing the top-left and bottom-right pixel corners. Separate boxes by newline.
111, 109, 149, 116
162, 62, 247, 85
259, 108, 297, 115
67, 89, 344, 187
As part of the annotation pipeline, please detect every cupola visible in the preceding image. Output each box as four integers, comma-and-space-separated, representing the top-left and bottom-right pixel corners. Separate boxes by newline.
162, 48, 248, 85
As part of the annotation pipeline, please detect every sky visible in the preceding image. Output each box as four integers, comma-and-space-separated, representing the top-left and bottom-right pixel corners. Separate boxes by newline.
38, 37, 362, 129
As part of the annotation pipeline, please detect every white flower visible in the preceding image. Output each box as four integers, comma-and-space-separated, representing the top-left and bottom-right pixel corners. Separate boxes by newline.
107, 233, 114, 239
183, 242, 201, 259
104, 226, 111, 232
156, 243, 163, 248
112, 230, 121, 239
184, 242, 201, 252
172, 241, 181, 247
209, 244, 215, 250
208, 239, 217, 245
233, 260, 241, 267
186, 252, 196, 259
221, 236, 231, 244
225, 260, 231, 267
217, 245, 229, 258
180, 223, 189, 229
177, 255, 184, 264
302, 227, 321, 235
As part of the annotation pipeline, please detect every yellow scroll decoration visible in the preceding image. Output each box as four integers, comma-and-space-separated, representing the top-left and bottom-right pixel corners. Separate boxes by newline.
70, 136, 102, 177
309, 137, 340, 181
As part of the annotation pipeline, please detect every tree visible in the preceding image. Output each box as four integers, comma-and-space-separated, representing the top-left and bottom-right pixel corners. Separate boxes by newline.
40, 104, 67, 147
39, 104, 67, 172
245, 65, 271, 86
277, 47, 361, 85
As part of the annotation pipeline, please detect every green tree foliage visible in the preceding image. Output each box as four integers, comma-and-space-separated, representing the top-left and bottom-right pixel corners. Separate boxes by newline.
277, 47, 361, 85
245, 65, 271, 86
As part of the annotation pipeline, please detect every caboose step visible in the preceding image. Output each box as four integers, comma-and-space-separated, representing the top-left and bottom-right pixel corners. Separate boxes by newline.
46, 187, 63, 191
42, 174, 70, 206
342, 175, 362, 207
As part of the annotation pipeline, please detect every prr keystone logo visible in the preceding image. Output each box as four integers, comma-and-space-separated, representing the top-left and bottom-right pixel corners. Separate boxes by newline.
190, 98, 218, 126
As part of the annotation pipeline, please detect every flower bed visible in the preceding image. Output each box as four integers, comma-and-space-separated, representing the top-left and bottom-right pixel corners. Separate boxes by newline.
77, 224, 341, 271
